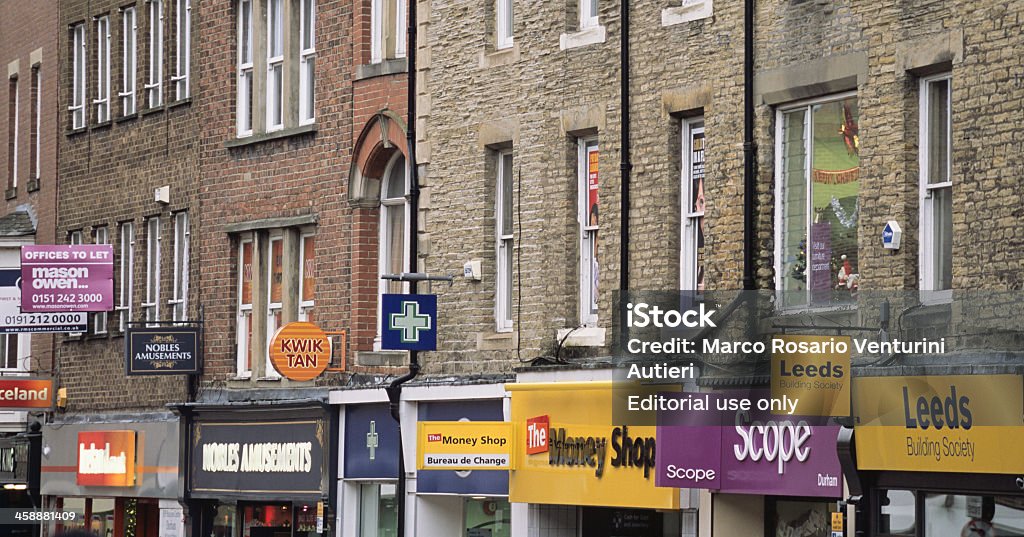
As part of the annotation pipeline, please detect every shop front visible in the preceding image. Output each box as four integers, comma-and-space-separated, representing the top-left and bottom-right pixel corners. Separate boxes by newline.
0, 428, 42, 537
179, 403, 337, 537
415, 398, 510, 537
507, 379, 683, 537
337, 402, 401, 537
846, 374, 1024, 537
40, 418, 181, 537
655, 389, 845, 537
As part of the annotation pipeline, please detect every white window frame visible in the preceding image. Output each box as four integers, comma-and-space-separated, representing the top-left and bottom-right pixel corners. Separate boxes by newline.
117, 222, 134, 333
773, 91, 858, 310
919, 73, 953, 302
299, 0, 316, 125
120, 7, 137, 116
94, 15, 111, 123
9, 76, 18, 189
265, 0, 284, 132
495, 150, 513, 332
144, 216, 161, 326
236, 238, 254, 377
70, 23, 86, 129
0, 328, 21, 371
31, 66, 40, 180
578, 138, 598, 327
237, 0, 254, 137
68, 229, 85, 334
172, 0, 190, 100
299, 231, 315, 321
395, 0, 407, 59
579, 0, 598, 29
377, 153, 409, 346
93, 226, 110, 334
680, 118, 705, 291
170, 212, 189, 322
146, 0, 163, 108
496, 0, 513, 50
264, 233, 284, 378
370, 0, 383, 63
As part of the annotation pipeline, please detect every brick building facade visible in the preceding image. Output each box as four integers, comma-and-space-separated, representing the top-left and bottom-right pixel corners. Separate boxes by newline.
55, 0, 198, 413
0, 0, 60, 407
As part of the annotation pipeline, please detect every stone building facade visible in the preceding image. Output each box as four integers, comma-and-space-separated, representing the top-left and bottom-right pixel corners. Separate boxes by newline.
416, 0, 1024, 371
0, 0, 60, 407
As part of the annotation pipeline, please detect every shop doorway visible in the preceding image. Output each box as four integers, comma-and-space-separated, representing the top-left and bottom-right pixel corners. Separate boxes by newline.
580, 507, 664, 537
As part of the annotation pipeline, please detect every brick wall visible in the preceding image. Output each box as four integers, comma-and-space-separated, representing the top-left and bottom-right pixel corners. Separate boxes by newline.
195, 0, 386, 391
0, 0, 60, 375
56, 0, 198, 411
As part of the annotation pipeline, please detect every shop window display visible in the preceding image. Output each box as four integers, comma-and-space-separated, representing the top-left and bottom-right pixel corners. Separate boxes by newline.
242, 503, 292, 537
924, 494, 1024, 536
464, 497, 510, 537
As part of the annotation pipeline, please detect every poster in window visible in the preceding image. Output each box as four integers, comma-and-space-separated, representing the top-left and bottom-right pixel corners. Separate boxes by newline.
587, 148, 599, 227
809, 221, 832, 305
691, 129, 706, 290
270, 239, 283, 304
303, 236, 315, 303
241, 242, 253, 306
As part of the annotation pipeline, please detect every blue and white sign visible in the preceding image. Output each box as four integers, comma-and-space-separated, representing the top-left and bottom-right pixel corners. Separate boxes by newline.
381, 294, 437, 351
882, 220, 902, 250
418, 401, 509, 495
344, 404, 400, 479
0, 269, 87, 333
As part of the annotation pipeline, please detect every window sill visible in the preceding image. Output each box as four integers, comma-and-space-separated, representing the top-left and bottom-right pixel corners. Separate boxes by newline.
478, 44, 520, 69
225, 123, 318, 148
91, 120, 112, 131
168, 97, 192, 110
4, 187, 15, 200
26, 179, 39, 193
559, 25, 607, 51
140, 104, 165, 117
556, 326, 605, 347
356, 350, 407, 367
662, 0, 713, 26
116, 112, 138, 123
355, 58, 409, 81
65, 126, 88, 137
477, 331, 517, 351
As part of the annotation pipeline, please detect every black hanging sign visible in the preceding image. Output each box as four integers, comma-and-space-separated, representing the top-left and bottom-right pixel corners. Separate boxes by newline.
125, 325, 201, 375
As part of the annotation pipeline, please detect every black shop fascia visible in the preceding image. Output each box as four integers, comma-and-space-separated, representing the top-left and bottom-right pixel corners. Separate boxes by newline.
173, 401, 338, 537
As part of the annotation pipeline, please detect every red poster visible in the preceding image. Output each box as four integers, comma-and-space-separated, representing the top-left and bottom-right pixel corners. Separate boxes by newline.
587, 149, 599, 227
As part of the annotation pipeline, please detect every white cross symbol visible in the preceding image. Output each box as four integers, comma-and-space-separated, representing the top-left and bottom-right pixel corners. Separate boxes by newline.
366, 421, 379, 460
389, 301, 432, 343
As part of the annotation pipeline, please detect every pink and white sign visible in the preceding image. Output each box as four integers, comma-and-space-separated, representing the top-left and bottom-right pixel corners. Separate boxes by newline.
20, 245, 114, 312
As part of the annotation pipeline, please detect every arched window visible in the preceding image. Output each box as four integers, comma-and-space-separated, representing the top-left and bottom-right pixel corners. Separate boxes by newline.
378, 153, 409, 345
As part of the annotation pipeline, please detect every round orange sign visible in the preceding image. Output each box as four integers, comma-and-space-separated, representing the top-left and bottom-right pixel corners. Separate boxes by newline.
269, 322, 331, 381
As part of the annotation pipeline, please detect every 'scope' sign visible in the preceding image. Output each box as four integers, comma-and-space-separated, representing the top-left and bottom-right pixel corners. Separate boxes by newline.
269, 322, 331, 381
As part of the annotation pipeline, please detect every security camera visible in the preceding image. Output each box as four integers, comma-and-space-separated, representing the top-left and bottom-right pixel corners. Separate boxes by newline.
1015, 477, 1024, 490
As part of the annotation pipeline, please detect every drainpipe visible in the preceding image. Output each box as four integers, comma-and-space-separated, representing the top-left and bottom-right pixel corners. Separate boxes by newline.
742, 0, 757, 291
387, 1, 421, 536
619, 0, 631, 291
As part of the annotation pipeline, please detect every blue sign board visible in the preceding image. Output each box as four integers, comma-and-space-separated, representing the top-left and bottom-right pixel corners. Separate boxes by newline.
381, 294, 437, 351
417, 400, 509, 495
344, 404, 400, 479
